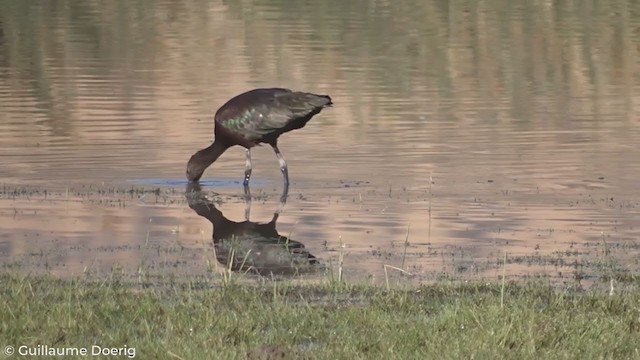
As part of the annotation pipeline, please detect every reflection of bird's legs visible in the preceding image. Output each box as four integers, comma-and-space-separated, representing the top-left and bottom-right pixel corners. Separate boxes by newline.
243, 183, 252, 221
277, 183, 289, 215
243, 148, 252, 186
271, 143, 289, 192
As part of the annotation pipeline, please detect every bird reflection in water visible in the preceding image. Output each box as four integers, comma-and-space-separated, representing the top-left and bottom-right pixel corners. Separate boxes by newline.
185, 183, 320, 276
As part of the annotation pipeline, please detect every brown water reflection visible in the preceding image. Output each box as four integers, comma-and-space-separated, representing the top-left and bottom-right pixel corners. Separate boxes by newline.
0, 0, 639, 286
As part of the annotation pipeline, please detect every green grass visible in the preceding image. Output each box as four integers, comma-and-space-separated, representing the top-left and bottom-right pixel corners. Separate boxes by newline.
1, 273, 639, 360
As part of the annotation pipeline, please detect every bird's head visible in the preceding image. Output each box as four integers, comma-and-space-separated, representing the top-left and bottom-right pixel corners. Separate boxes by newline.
186, 141, 227, 182
186, 153, 206, 182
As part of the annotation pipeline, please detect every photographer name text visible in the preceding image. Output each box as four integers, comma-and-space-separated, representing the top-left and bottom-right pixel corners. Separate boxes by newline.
3, 344, 135, 358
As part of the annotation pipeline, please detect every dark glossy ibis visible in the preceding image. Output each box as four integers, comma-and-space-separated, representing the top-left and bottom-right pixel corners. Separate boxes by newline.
186, 88, 332, 188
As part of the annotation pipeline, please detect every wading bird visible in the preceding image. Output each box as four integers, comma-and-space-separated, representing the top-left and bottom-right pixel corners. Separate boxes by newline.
186, 88, 332, 189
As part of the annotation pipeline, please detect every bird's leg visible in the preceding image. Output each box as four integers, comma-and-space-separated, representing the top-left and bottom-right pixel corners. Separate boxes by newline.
243, 148, 252, 186
243, 183, 252, 221
271, 143, 289, 191
277, 184, 289, 215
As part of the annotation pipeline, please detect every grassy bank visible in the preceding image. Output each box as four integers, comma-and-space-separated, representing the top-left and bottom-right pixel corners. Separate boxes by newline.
1, 273, 639, 359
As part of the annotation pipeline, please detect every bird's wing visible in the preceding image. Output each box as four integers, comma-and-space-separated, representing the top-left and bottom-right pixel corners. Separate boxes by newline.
215, 89, 330, 141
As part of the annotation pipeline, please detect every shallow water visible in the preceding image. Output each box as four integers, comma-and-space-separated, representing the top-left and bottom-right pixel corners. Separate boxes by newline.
1, 0, 639, 286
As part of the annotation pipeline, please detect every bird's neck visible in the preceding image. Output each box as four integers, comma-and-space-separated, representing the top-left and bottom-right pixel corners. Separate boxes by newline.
198, 140, 229, 167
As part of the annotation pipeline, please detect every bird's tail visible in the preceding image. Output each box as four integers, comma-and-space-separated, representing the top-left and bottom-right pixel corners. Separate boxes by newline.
305, 93, 332, 107
321, 95, 333, 107
284, 92, 333, 112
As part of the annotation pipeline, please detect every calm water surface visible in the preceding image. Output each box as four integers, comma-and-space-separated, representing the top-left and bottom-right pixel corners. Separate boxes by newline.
1, 1, 639, 285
